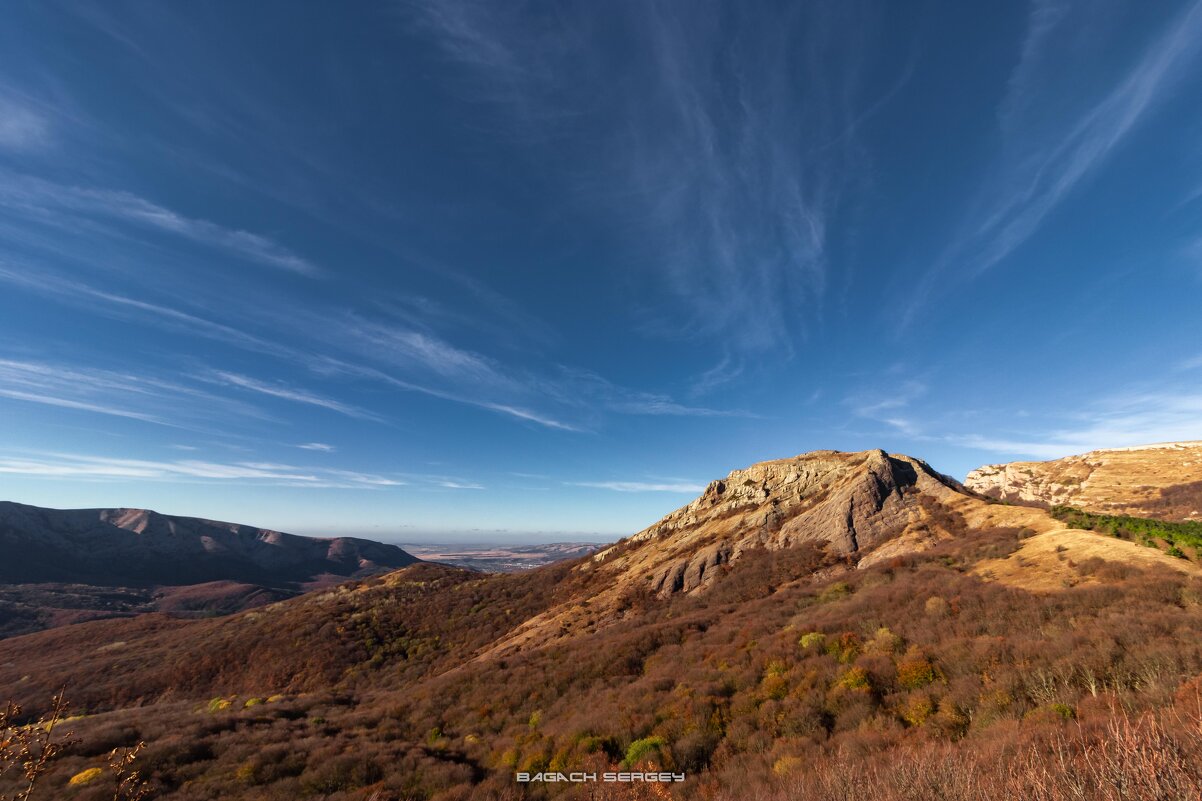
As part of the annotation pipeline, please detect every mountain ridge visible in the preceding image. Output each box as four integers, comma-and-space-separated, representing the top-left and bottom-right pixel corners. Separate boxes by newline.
965, 440, 1202, 521
0, 500, 418, 587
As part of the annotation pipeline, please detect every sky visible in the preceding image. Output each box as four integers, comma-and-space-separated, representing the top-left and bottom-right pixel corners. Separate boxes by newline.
1, 1, 1201, 543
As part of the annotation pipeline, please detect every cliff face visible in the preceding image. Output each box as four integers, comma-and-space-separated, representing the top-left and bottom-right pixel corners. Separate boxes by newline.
965, 441, 1202, 521
597, 449, 969, 596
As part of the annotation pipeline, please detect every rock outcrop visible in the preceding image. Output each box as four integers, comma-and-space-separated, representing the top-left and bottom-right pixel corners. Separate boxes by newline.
966, 441, 1202, 521
597, 449, 968, 596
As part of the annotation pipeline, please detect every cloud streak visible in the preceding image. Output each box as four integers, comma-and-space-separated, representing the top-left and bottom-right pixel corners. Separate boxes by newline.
0, 450, 405, 489
0, 173, 318, 275
410, 1, 885, 351
571, 480, 705, 493
952, 389, 1202, 460
906, 0, 1202, 321
0, 95, 49, 151
0, 357, 268, 430
0, 262, 742, 434
211, 371, 384, 422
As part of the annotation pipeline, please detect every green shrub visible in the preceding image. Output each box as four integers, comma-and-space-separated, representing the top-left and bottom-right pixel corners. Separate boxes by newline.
818, 582, 851, 603
624, 735, 667, 767
798, 631, 826, 650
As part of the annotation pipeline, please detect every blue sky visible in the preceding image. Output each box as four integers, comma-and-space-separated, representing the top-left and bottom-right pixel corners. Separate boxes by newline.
1, 1, 1201, 543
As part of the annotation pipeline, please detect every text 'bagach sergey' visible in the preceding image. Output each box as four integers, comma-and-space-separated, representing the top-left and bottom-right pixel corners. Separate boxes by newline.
516, 771, 686, 783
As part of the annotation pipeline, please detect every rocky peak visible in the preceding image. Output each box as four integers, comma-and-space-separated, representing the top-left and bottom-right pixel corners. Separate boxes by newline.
596, 449, 968, 596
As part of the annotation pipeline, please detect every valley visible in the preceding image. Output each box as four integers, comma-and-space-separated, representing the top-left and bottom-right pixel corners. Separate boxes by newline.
399, 543, 603, 573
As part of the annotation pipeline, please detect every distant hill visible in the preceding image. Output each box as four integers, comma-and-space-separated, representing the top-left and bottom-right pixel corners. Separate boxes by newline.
0, 501, 418, 586
0, 501, 419, 638
966, 441, 1202, 521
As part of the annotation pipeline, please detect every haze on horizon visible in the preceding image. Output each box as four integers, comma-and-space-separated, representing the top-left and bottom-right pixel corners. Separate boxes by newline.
1, 1, 1201, 539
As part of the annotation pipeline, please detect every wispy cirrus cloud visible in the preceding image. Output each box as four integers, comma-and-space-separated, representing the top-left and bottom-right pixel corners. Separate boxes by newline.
906, 0, 1202, 321
0, 172, 318, 275
0, 450, 404, 489
0, 265, 587, 431
0, 265, 302, 361
571, 480, 705, 493
297, 442, 336, 451
409, 0, 889, 352
0, 357, 268, 430
0, 95, 49, 151
951, 388, 1202, 460
209, 371, 384, 422
0, 261, 741, 434
435, 479, 485, 490
311, 316, 742, 429
844, 379, 928, 435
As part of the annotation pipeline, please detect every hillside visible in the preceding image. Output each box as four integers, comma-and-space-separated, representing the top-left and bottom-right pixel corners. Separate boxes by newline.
0, 501, 418, 586
3, 448, 1202, 801
965, 441, 1202, 521
0, 502, 418, 638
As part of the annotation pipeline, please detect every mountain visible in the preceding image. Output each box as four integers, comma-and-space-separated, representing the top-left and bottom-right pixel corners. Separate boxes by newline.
0, 501, 418, 586
965, 441, 1202, 521
610, 449, 967, 591
0, 501, 418, 638
3, 448, 1202, 801
471, 449, 980, 659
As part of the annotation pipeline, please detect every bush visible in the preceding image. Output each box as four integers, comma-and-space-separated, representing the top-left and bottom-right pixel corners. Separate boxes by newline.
624, 736, 667, 768
896, 652, 938, 689
69, 767, 104, 785
798, 632, 826, 650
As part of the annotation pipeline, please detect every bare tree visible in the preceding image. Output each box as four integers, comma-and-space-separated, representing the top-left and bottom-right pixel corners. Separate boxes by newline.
0, 690, 77, 801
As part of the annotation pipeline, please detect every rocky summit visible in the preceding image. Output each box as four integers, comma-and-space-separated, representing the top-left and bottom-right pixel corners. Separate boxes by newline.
606, 449, 968, 596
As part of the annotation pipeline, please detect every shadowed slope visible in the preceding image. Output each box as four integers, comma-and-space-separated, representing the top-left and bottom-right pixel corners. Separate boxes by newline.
0, 501, 418, 586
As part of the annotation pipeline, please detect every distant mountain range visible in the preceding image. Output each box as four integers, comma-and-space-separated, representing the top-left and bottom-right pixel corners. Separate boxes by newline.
0, 501, 418, 586
0, 501, 418, 638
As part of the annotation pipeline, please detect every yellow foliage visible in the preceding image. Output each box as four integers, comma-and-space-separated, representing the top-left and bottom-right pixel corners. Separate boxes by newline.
901, 694, 934, 727
866, 626, 903, 655
69, 767, 104, 785
235, 760, 256, 784
837, 666, 872, 691
798, 631, 826, 650
773, 756, 804, 776
207, 697, 232, 713
925, 596, 950, 616
761, 673, 789, 700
